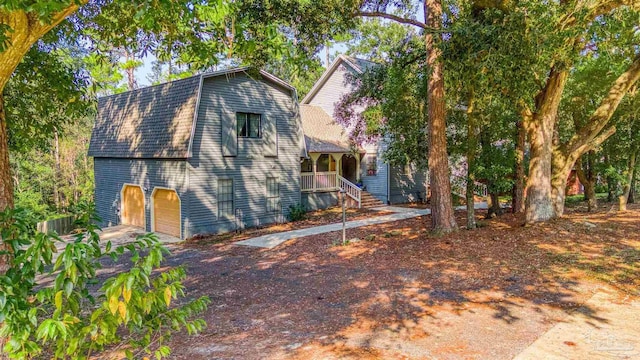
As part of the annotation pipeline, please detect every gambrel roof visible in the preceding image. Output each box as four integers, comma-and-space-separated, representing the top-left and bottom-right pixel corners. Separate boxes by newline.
88, 68, 294, 159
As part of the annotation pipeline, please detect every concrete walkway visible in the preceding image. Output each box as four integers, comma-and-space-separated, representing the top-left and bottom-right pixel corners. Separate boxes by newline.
515, 289, 640, 359
235, 203, 488, 249
57, 225, 182, 258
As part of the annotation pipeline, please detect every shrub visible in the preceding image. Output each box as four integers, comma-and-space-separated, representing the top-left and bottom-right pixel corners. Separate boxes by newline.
0, 206, 209, 359
287, 203, 307, 222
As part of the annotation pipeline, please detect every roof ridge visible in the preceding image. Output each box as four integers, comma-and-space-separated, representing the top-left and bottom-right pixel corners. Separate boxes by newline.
98, 74, 201, 101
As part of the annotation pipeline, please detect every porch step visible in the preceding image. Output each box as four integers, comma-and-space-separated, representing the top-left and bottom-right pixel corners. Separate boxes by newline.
360, 191, 385, 208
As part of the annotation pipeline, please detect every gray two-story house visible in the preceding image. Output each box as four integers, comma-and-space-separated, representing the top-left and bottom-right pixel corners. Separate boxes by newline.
88, 68, 304, 239
299, 55, 429, 206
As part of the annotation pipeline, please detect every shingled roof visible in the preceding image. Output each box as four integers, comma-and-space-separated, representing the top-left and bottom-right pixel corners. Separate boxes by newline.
300, 105, 352, 153
88, 68, 295, 159
88, 76, 201, 158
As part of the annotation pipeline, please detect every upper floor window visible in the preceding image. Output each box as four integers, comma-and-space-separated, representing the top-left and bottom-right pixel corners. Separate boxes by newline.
237, 113, 261, 138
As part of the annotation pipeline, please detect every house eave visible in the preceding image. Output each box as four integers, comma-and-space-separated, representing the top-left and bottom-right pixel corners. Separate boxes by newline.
301, 55, 363, 105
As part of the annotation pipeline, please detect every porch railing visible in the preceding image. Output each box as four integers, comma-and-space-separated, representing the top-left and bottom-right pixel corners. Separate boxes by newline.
337, 175, 362, 208
450, 175, 488, 198
301, 172, 338, 192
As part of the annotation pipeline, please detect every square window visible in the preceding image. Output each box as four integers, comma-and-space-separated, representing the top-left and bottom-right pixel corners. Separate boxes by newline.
237, 112, 261, 138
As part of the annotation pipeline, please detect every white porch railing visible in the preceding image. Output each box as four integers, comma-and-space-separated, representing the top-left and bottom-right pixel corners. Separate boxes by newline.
450, 175, 488, 198
337, 175, 362, 208
301, 173, 315, 191
301, 172, 339, 192
300, 172, 362, 208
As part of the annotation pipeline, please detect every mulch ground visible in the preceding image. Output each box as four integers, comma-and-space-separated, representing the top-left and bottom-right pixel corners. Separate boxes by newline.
187, 207, 394, 245
104, 203, 640, 359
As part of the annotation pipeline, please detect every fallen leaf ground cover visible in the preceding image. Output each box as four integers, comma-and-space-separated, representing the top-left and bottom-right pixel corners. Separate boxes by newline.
189, 207, 393, 245
98, 203, 640, 359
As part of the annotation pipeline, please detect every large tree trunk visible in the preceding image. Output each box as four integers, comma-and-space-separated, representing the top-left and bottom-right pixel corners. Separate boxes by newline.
620, 149, 637, 211
0, 96, 13, 211
524, 68, 569, 223
425, 0, 457, 233
487, 192, 503, 218
512, 116, 526, 213
0, 95, 14, 273
0, 6, 81, 207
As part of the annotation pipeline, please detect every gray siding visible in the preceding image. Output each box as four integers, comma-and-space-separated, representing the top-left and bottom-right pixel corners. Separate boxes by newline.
307, 64, 356, 117
389, 165, 428, 204
361, 143, 389, 204
302, 191, 338, 211
93, 158, 189, 237
186, 74, 301, 236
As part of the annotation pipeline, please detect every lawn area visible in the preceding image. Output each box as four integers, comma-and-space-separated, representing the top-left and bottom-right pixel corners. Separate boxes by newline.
100, 204, 640, 359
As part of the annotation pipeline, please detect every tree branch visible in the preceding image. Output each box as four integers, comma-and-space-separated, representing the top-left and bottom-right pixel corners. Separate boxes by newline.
356, 11, 430, 30
563, 54, 640, 157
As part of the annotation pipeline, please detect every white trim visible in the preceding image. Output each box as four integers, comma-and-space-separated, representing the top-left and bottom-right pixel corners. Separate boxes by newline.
150, 187, 182, 239
186, 74, 205, 158
120, 184, 146, 229
200, 67, 296, 91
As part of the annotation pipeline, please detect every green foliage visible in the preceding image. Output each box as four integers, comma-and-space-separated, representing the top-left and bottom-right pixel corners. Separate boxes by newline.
287, 203, 307, 222
11, 115, 94, 219
5, 46, 91, 152
336, 36, 429, 168
343, 19, 414, 62
0, 206, 209, 359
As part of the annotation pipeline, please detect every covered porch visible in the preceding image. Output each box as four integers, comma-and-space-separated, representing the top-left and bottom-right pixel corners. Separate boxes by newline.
300, 152, 362, 192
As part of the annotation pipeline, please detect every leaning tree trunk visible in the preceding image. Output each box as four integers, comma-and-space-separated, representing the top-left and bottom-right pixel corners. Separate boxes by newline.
425, 0, 457, 233
620, 150, 637, 211
0, 6, 82, 275
551, 55, 640, 216
512, 116, 526, 213
525, 69, 569, 223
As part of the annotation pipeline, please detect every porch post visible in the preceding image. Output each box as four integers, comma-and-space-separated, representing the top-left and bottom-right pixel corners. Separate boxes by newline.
309, 153, 321, 192
355, 153, 361, 182
330, 153, 342, 176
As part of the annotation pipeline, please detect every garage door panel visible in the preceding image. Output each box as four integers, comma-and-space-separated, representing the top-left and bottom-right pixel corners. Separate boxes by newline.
153, 189, 181, 238
122, 185, 145, 228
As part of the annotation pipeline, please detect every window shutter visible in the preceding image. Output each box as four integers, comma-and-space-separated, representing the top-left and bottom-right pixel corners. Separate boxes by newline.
221, 110, 237, 157
263, 115, 278, 157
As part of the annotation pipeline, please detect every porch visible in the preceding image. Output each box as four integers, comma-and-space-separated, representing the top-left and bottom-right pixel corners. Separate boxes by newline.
300, 152, 363, 208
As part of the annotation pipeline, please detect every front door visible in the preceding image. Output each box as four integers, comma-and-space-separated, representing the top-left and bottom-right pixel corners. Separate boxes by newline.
341, 155, 357, 183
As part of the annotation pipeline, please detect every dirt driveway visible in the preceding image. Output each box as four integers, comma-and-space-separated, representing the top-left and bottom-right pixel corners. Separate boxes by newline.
99, 206, 640, 359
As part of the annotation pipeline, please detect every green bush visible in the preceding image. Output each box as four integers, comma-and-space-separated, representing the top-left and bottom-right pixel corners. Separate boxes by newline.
0, 205, 209, 359
287, 203, 307, 222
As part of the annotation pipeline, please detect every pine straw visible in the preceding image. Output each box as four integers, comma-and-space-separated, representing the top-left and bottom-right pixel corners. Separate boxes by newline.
151, 204, 639, 359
